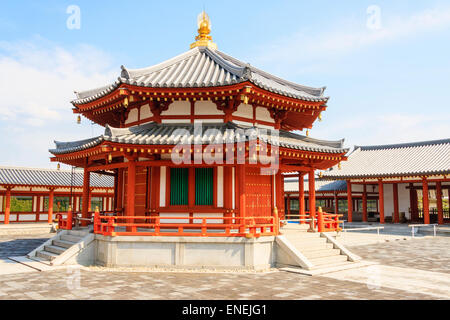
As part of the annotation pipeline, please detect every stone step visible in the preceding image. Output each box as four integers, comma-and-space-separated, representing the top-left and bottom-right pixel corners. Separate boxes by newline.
302, 248, 341, 259
309, 254, 348, 267
294, 242, 335, 251
286, 237, 327, 247
36, 250, 59, 261
281, 261, 376, 276
44, 245, 65, 255
60, 234, 83, 243
299, 244, 336, 253
53, 239, 76, 249
67, 230, 89, 237
282, 231, 321, 238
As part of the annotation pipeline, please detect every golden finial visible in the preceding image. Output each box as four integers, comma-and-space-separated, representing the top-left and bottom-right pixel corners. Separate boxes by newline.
190, 11, 217, 50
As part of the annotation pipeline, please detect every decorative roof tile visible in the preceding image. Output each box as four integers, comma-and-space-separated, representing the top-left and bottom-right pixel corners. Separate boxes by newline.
323, 139, 450, 179
73, 47, 328, 105
50, 122, 347, 155
0, 167, 114, 188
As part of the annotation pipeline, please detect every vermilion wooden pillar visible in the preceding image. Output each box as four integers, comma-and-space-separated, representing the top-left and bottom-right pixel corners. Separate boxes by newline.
346, 180, 353, 223
393, 183, 399, 223
436, 182, 444, 225
238, 165, 246, 232
422, 178, 430, 225
409, 183, 419, 222
286, 194, 291, 219
48, 189, 54, 224
362, 184, 368, 222
334, 192, 339, 215
116, 168, 123, 212
4, 188, 11, 224
127, 160, 136, 217
81, 168, 91, 226
298, 172, 305, 224
275, 171, 284, 220
308, 170, 317, 229
378, 180, 385, 224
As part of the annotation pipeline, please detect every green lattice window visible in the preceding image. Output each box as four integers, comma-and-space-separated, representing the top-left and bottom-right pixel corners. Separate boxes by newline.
195, 168, 214, 206
170, 168, 189, 205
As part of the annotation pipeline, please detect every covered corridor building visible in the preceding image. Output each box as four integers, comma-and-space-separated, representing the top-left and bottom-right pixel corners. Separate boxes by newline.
285, 139, 450, 225
0, 167, 114, 224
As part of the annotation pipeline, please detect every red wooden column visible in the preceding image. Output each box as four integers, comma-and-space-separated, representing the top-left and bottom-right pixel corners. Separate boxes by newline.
393, 183, 400, 223
422, 178, 430, 225
238, 165, 246, 232
346, 180, 353, 223
48, 189, 54, 224
378, 180, 385, 224
116, 168, 124, 213
127, 160, 136, 217
4, 188, 11, 224
308, 170, 317, 229
409, 183, 419, 222
275, 171, 284, 220
362, 184, 368, 222
126, 160, 137, 232
286, 194, 291, 219
334, 192, 339, 215
436, 182, 444, 225
298, 172, 305, 224
81, 168, 91, 226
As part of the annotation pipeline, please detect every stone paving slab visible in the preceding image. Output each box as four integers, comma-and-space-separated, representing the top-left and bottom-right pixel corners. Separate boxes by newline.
0, 233, 52, 259
348, 237, 450, 274
0, 233, 449, 300
0, 268, 437, 300
322, 265, 450, 299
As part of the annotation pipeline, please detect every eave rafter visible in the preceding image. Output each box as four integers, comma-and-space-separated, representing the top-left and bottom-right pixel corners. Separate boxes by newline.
51, 139, 347, 172
72, 82, 328, 127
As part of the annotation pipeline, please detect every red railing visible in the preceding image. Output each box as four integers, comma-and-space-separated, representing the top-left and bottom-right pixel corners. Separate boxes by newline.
282, 207, 343, 232
93, 213, 279, 238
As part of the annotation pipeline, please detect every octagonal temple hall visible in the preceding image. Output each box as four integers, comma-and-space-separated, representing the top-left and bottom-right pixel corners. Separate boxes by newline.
28, 13, 358, 271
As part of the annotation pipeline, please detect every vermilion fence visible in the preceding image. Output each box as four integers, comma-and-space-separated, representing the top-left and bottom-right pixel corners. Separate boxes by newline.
93, 214, 278, 238
57, 206, 343, 235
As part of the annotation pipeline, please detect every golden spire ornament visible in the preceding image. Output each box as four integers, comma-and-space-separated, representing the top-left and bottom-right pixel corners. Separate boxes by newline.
190, 11, 217, 50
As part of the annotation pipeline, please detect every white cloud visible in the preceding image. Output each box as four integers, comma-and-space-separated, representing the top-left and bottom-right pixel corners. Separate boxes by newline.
254, 5, 450, 70
0, 37, 117, 123
0, 37, 117, 168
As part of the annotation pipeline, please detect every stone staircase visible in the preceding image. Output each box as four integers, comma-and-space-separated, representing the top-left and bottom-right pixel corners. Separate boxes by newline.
27, 230, 92, 265
276, 224, 373, 275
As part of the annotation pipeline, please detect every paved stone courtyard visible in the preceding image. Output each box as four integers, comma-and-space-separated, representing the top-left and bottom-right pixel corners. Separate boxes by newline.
0, 233, 449, 300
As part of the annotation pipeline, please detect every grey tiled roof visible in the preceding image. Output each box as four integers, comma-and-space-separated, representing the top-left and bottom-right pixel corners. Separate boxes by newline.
50, 122, 348, 155
73, 47, 328, 105
0, 167, 114, 188
284, 179, 347, 193
323, 139, 450, 179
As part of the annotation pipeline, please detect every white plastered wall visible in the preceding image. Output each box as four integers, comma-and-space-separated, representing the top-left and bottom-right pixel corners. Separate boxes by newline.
161, 101, 190, 116
195, 101, 224, 115
255, 107, 274, 123
125, 108, 139, 125
234, 103, 253, 119
160, 166, 166, 207
217, 167, 223, 207
140, 104, 153, 119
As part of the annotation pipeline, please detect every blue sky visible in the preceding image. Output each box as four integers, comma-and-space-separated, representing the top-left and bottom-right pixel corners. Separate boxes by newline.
1, 0, 449, 169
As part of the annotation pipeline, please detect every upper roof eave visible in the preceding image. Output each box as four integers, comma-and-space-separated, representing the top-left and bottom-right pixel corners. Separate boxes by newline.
71, 47, 329, 106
